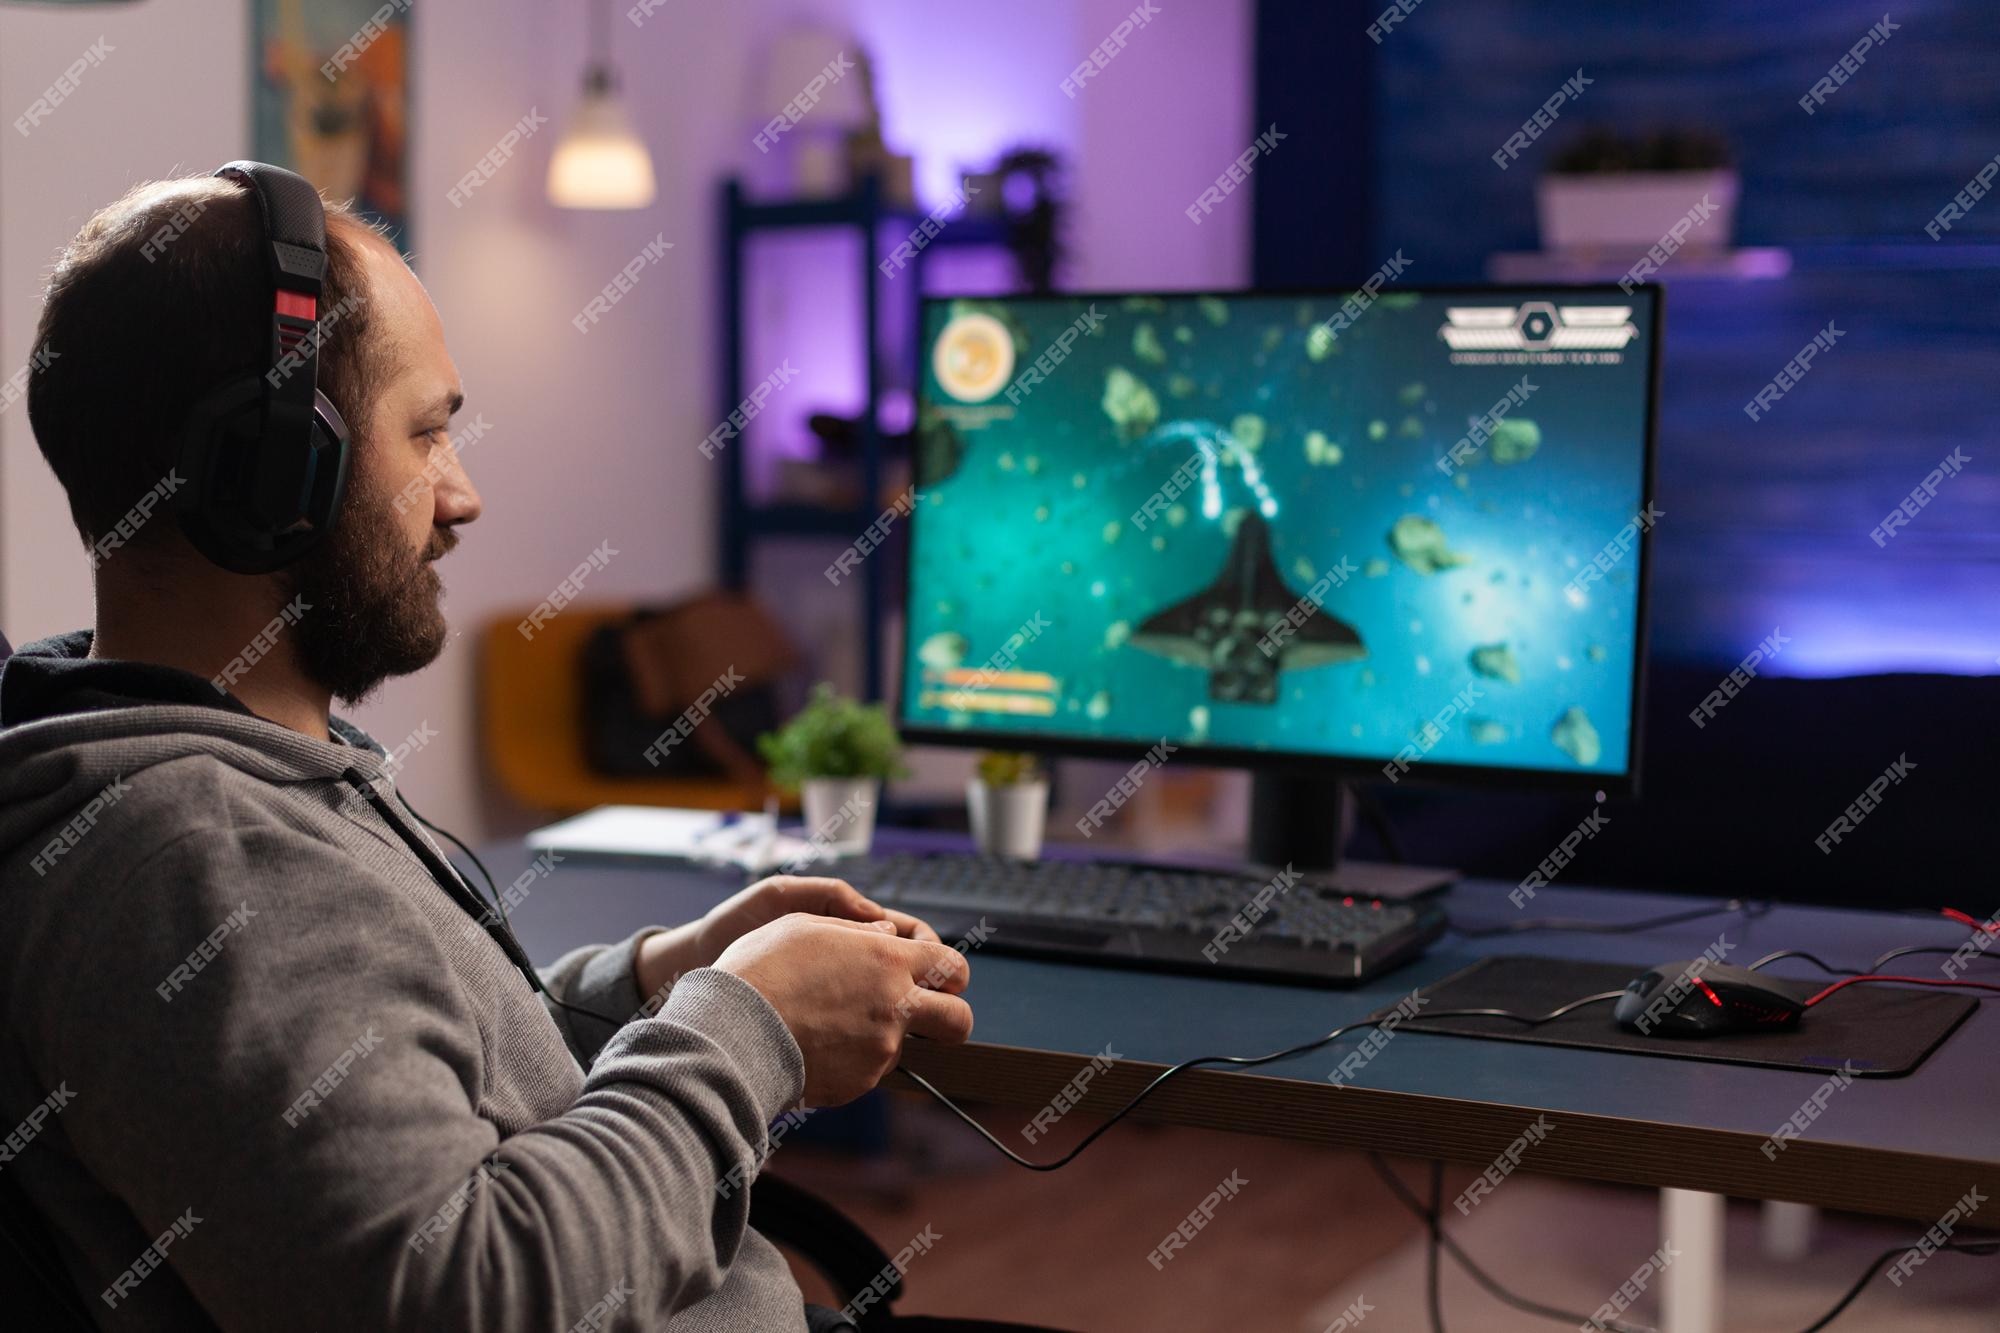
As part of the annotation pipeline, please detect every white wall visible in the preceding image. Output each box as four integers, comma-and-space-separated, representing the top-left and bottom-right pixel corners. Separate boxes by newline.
1, 0, 1252, 838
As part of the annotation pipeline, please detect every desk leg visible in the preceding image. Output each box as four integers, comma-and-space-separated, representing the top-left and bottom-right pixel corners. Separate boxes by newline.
1660, 1187, 1723, 1333
1759, 1199, 1817, 1260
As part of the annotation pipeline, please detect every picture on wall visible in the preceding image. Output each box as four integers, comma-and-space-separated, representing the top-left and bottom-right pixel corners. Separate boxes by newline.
251, 0, 410, 249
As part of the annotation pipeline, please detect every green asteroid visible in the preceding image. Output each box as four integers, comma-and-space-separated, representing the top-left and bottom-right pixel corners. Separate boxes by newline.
1468, 719, 1510, 745
1490, 419, 1541, 465
1551, 706, 1602, 766
1133, 323, 1167, 366
1387, 515, 1472, 575
1469, 643, 1521, 684
1102, 367, 1160, 437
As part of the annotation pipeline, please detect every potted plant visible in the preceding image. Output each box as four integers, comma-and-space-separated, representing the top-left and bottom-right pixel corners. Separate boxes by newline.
1537, 128, 1738, 253
968, 751, 1048, 860
758, 684, 909, 857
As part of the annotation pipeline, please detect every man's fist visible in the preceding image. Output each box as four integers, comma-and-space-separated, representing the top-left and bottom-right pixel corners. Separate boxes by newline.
713, 914, 973, 1108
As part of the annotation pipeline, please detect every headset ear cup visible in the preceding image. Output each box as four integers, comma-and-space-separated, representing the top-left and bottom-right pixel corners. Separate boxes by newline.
171, 379, 351, 575
308, 388, 353, 537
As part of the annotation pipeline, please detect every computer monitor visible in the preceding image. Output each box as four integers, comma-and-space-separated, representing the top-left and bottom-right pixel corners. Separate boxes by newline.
899, 286, 1660, 865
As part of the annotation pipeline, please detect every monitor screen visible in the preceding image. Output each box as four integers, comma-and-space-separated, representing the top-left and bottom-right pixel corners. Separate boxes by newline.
898, 287, 1659, 789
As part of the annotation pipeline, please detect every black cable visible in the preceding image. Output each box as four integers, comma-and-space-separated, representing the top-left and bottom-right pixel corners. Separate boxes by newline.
897, 991, 1624, 1172
1794, 1238, 2000, 1333
1364, 1153, 1655, 1333
1447, 898, 1770, 939
1747, 949, 1859, 975
1750, 943, 2000, 976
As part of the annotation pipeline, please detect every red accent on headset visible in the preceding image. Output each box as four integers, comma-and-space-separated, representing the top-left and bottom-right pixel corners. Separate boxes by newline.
275, 290, 318, 321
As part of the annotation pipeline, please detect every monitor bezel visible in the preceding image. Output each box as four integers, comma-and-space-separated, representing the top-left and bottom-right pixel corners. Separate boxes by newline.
895, 282, 1663, 798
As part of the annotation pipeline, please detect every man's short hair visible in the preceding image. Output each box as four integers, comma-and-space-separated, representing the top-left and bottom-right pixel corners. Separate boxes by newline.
26, 175, 387, 555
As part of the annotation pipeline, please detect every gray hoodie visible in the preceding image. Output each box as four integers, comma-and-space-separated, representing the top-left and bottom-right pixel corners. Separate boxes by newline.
0, 633, 810, 1331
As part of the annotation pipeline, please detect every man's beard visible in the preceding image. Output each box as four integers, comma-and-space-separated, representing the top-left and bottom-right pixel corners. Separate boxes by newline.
282, 469, 457, 705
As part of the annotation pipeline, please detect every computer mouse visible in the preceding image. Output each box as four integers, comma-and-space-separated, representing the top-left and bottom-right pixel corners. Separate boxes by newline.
1612, 960, 1807, 1037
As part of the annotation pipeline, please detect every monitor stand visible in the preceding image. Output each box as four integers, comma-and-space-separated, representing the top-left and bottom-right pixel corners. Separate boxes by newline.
1247, 773, 1459, 901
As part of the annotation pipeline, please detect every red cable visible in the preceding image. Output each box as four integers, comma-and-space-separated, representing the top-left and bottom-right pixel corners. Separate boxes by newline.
1804, 973, 2000, 1008
1941, 907, 2000, 936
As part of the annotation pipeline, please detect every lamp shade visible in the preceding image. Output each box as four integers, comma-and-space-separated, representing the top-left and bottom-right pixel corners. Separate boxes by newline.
547, 78, 656, 210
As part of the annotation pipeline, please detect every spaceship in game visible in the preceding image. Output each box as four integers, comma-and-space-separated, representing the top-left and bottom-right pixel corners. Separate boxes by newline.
1130, 511, 1365, 704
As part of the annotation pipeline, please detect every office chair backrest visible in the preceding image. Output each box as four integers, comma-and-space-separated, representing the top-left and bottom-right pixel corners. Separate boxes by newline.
0, 1173, 95, 1328
0, 630, 12, 664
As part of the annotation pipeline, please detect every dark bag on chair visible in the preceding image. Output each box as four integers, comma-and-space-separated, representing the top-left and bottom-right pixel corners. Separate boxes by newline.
580, 593, 795, 779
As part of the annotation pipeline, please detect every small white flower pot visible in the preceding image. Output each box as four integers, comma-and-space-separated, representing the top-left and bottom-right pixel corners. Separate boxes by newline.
801, 777, 880, 859
1536, 168, 1739, 252
967, 779, 1048, 860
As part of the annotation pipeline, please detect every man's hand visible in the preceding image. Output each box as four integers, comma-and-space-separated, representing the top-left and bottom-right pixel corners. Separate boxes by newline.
636, 875, 938, 1003
713, 915, 975, 1107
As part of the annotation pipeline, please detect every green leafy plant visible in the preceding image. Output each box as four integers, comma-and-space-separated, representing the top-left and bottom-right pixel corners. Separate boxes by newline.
975, 751, 1042, 787
1550, 127, 1732, 175
757, 684, 910, 790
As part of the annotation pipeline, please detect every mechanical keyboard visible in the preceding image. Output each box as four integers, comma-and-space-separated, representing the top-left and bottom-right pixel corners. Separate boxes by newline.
835, 851, 1447, 986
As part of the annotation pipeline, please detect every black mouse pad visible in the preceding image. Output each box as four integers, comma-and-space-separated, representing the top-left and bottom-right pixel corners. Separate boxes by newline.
1374, 956, 1976, 1077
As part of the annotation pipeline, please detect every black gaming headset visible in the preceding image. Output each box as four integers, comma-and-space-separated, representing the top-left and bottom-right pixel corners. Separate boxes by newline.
173, 161, 352, 574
